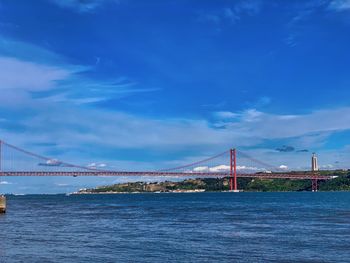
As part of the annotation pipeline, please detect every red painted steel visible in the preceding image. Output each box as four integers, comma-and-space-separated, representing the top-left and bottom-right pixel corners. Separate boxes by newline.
229, 148, 238, 191
230, 149, 233, 191
0, 171, 332, 180
233, 148, 237, 191
0, 139, 335, 188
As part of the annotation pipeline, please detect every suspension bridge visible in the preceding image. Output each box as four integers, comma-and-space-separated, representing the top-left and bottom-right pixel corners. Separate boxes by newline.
0, 140, 334, 193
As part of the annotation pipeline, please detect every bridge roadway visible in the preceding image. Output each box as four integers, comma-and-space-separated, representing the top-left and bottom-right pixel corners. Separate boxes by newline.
0, 171, 332, 180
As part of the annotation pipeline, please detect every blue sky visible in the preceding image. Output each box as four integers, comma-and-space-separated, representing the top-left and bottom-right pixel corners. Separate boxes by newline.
1, 0, 350, 193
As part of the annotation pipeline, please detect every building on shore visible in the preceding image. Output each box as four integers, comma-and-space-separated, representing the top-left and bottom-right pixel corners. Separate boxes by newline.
312, 153, 319, 172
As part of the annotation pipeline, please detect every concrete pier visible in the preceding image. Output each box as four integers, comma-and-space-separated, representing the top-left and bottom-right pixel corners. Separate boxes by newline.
0, 195, 6, 213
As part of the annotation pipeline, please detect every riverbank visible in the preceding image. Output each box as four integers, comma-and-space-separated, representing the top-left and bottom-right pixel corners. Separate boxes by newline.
77, 170, 350, 194
73, 189, 206, 195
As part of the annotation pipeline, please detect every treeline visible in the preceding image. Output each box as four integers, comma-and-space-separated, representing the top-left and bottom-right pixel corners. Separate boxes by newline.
80, 170, 350, 193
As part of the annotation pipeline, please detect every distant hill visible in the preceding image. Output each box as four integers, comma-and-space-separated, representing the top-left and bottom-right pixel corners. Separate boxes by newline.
77, 170, 350, 193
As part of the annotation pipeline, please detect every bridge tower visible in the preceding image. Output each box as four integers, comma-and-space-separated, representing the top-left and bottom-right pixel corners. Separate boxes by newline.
311, 153, 319, 192
0, 140, 5, 213
230, 148, 238, 192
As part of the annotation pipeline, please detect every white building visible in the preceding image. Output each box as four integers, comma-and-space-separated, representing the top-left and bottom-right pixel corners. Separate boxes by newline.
311, 153, 319, 171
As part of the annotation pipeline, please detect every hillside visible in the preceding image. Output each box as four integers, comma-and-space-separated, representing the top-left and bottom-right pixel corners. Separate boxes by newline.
77, 170, 350, 193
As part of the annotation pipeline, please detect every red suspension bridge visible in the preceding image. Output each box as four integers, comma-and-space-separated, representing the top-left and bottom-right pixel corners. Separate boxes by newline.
0, 140, 333, 192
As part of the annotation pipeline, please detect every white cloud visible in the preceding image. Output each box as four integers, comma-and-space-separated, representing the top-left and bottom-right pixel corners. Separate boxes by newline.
223, 8, 239, 23
243, 109, 263, 122
1, 37, 350, 173
192, 165, 229, 173
3, 104, 350, 171
237, 165, 266, 172
199, 0, 262, 26
44, 93, 108, 105
0, 54, 82, 108
88, 163, 107, 168
209, 165, 230, 172
0, 181, 12, 185
329, 0, 350, 11
213, 111, 239, 119
234, 0, 262, 16
55, 183, 70, 187
0, 57, 70, 91
50, 0, 120, 13
193, 166, 209, 172
279, 165, 288, 170
192, 164, 266, 173
213, 109, 263, 123
0, 37, 152, 109
0, 37, 64, 65
215, 107, 350, 141
278, 115, 298, 120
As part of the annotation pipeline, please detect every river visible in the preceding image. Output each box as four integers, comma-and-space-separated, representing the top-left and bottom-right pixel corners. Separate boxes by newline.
1, 192, 350, 262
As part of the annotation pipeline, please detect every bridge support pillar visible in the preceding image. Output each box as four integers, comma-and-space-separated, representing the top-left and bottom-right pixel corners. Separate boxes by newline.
0, 141, 4, 213
230, 149, 238, 192
311, 178, 318, 192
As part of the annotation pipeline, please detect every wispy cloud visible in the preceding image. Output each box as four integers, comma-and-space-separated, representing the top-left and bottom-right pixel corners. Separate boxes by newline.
0, 2, 350, 174
0, 37, 66, 65
213, 111, 239, 120
3, 102, 350, 171
234, 0, 262, 15
285, 0, 350, 47
1, 37, 349, 170
245, 96, 272, 109
34, 78, 159, 106
1, 0, 350, 194
0, 57, 71, 91
279, 165, 288, 170
55, 183, 70, 187
0, 55, 81, 108
0, 36, 158, 109
193, 164, 268, 173
213, 107, 350, 141
49, 0, 120, 13
284, 33, 299, 47
198, 0, 262, 26
87, 162, 107, 168
0, 181, 13, 185
328, 0, 350, 11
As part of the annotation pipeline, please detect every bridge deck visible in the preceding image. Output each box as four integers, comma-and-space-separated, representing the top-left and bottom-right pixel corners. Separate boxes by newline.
0, 171, 332, 180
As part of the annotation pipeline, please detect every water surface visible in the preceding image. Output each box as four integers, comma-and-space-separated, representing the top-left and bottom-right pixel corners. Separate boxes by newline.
1, 192, 350, 262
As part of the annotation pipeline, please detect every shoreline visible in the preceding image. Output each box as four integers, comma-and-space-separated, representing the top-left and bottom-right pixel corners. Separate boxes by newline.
71, 189, 207, 195
3, 190, 350, 196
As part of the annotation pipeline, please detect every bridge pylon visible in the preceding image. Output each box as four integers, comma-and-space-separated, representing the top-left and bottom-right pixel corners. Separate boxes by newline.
230, 148, 238, 192
311, 177, 318, 192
